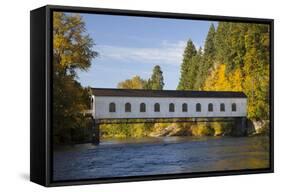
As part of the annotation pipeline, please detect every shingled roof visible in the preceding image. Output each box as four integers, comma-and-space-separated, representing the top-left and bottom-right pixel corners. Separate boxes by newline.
91, 88, 247, 98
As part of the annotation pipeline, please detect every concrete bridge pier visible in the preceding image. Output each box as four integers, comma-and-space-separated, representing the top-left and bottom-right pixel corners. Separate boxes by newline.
241, 117, 247, 135
92, 118, 100, 145
232, 117, 247, 136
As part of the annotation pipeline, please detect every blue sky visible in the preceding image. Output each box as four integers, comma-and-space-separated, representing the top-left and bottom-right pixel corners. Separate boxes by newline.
77, 13, 215, 90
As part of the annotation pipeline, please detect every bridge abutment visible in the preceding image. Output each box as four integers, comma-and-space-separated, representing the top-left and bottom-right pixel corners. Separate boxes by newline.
92, 118, 100, 145
232, 117, 247, 136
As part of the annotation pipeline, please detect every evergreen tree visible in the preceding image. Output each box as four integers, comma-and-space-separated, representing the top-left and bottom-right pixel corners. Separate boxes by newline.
215, 22, 231, 64
196, 24, 216, 89
225, 23, 247, 72
193, 47, 203, 89
243, 23, 270, 120
147, 65, 165, 90
202, 22, 270, 121
204, 23, 216, 59
177, 39, 197, 90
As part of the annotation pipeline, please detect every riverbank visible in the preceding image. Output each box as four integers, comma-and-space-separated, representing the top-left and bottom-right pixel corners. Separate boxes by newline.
53, 119, 269, 145
101, 120, 269, 139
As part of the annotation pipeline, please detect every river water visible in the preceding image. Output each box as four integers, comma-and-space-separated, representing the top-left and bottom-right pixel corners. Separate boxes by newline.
53, 136, 269, 181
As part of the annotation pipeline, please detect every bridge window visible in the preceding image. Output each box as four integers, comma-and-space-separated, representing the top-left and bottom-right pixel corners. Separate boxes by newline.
125, 103, 131, 112
140, 103, 146, 112
169, 103, 175, 112
232, 103, 237, 112
220, 103, 225, 112
196, 103, 201, 112
208, 103, 213, 112
109, 102, 116, 112
154, 103, 160, 112
182, 103, 188, 112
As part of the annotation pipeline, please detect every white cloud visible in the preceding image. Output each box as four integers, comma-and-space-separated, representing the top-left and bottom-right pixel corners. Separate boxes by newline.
95, 40, 187, 66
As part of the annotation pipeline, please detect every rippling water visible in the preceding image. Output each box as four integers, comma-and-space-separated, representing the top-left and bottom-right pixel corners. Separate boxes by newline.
53, 136, 269, 181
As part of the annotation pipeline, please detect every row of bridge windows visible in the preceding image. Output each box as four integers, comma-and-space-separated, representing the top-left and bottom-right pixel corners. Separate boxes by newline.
109, 102, 237, 113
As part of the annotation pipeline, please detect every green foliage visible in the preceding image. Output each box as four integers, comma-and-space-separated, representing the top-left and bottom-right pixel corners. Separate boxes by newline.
214, 22, 232, 65
178, 22, 269, 122
101, 123, 154, 138
242, 24, 270, 120
191, 122, 214, 136
204, 24, 216, 58
203, 23, 270, 121
113, 22, 270, 137
53, 12, 98, 144
215, 22, 247, 72
212, 122, 233, 136
146, 65, 165, 90
195, 24, 216, 89
177, 39, 199, 90
178, 24, 217, 90
117, 65, 164, 90
192, 48, 203, 89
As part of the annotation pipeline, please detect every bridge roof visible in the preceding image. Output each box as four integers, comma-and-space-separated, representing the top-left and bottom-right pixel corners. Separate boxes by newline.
91, 88, 247, 98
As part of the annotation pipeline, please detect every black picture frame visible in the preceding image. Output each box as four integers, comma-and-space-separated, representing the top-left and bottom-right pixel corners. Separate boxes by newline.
30, 4, 274, 187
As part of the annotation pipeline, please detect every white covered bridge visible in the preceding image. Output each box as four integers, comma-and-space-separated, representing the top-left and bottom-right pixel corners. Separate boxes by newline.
88, 88, 248, 144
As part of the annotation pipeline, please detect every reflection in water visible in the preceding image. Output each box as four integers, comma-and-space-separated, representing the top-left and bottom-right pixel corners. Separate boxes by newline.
53, 136, 269, 181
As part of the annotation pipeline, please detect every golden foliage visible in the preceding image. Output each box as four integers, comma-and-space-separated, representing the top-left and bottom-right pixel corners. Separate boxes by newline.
204, 64, 231, 91
117, 76, 147, 89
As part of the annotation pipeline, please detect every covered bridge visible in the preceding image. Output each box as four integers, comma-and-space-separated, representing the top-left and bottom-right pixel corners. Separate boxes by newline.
88, 88, 248, 144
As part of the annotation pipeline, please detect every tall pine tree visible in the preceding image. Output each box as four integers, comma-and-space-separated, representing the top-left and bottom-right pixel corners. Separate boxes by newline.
196, 23, 216, 89
177, 39, 197, 90
147, 65, 165, 90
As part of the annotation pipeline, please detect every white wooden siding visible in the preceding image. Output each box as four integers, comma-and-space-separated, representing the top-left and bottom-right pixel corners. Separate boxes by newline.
92, 96, 247, 119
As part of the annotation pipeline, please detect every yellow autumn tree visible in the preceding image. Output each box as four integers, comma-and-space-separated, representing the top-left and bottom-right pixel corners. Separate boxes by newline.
229, 68, 243, 91
117, 75, 147, 89
204, 64, 232, 91
53, 12, 98, 144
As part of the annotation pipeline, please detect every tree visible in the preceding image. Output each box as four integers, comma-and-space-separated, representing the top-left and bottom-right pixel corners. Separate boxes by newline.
53, 12, 98, 77
204, 23, 216, 59
189, 48, 202, 90
215, 22, 231, 65
114, 66, 164, 138
177, 39, 197, 90
193, 47, 204, 89
117, 75, 147, 89
147, 65, 165, 90
196, 24, 216, 89
53, 12, 98, 144
203, 64, 231, 91
242, 23, 270, 120
202, 22, 270, 122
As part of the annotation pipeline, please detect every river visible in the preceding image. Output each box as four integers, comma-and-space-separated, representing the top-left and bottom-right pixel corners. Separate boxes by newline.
53, 136, 269, 181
